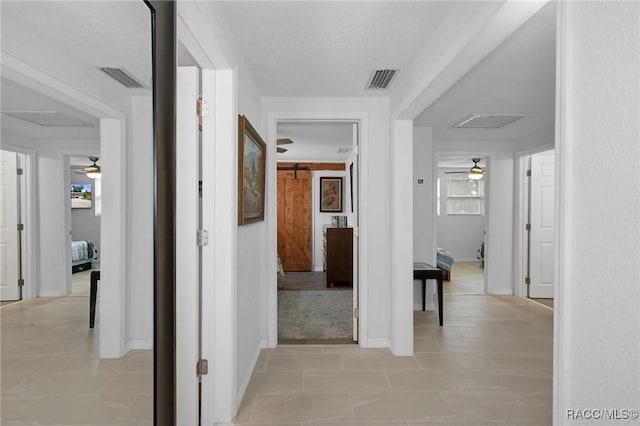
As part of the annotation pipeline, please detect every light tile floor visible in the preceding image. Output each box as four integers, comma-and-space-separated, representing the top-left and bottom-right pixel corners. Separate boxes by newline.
1, 272, 553, 425
1, 270, 153, 426
234, 295, 553, 425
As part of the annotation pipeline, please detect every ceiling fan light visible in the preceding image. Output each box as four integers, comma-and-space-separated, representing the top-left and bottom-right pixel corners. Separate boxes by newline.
85, 164, 101, 179
468, 169, 484, 180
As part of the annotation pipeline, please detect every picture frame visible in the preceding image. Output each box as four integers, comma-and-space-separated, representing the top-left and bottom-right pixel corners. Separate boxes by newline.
70, 183, 92, 209
238, 115, 266, 225
320, 177, 343, 212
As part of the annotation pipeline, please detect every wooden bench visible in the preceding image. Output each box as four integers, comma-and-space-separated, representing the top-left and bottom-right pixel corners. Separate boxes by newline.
413, 262, 444, 326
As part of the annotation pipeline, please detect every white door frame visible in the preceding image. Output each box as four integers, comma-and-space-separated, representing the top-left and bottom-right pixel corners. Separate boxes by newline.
267, 112, 369, 348
514, 143, 555, 298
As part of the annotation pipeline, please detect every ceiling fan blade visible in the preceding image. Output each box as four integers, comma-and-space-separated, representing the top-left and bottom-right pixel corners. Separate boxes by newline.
277, 147, 288, 153
276, 138, 293, 145
444, 171, 467, 174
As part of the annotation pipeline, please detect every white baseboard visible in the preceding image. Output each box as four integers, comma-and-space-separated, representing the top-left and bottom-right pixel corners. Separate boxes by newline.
455, 258, 480, 263
362, 338, 390, 348
127, 339, 153, 351
313, 266, 324, 272
260, 338, 269, 348
488, 288, 513, 295
414, 302, 436, 311
38, 291, 63, 297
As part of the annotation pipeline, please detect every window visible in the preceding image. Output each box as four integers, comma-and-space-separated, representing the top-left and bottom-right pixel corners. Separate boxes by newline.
446, 177, 484, 215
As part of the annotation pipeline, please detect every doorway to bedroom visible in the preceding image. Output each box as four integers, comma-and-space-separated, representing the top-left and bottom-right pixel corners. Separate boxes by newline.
436, 155, 487, 295
68, 156, 101, 298
276, 120, 359, 343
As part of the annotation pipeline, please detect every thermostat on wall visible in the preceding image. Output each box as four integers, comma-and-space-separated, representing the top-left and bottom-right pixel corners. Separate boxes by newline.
416, 178, 425, 186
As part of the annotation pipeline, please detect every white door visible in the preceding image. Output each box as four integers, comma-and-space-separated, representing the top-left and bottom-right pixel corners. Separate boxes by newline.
1, 150, 20, 301
351, 123, 359, 341
529, 149, 555, 298
176, 66, 200, 425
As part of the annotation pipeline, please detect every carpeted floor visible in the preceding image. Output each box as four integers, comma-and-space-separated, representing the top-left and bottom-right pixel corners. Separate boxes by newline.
278, 271, 353, 343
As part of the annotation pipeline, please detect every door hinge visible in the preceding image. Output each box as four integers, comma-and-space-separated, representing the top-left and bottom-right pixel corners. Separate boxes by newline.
198, 180, 203, 198
196, 359, 208, 376
17, 168, 24, 176
525, 223, 531, 231
18, 278, 25, 287
353, 226, 359, 238
525, 277, 531, 285
526, 170, 531, 177
352, 146, 359, 156
353, 307, 359, 318
17, 223, 24, 231
196, 98, 209, 118
197, 230, 209, 247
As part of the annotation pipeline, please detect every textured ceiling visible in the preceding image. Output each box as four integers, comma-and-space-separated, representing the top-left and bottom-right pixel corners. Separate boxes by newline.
1, 1, 152, 88
414, 2, 556, 141
211, 1, 456, 97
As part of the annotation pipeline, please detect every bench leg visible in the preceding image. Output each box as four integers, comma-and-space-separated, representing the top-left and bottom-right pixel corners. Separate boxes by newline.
437, 276, 443, 326
90, 272, 98, 328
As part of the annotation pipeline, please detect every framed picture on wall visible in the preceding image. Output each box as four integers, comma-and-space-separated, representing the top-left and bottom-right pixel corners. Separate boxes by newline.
320, 177, 343, 212
238, 115, 266, 225
70, 183, 92, 209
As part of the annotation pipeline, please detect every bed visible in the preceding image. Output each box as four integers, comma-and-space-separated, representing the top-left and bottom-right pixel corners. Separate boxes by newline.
436, 248, 455, 281
72, 240, 96, 273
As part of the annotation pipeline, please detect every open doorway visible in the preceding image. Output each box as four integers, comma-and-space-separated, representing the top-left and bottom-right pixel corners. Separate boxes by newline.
521, 148, 555, 308
275, 121, 359, 343
68, 156, 101, 298
436, 155, 487, 295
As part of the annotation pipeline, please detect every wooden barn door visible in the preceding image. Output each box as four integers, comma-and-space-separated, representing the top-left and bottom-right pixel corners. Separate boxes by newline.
277, 170, 312, 271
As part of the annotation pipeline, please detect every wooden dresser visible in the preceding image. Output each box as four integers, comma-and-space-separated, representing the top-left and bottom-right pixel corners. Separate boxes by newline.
325, 227, 353, 287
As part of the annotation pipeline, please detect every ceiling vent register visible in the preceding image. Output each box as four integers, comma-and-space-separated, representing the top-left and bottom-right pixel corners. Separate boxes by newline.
99, 67, 147, 89
368, 69, 398, 89
452, 113, 534, 129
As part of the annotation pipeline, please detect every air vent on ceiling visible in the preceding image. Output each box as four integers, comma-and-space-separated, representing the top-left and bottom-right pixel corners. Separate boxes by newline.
336, 147, 351, 154
452, 113, 534, 129
367, 69, 398, 90
1, 111, 95, 127
99, 67, 147, 89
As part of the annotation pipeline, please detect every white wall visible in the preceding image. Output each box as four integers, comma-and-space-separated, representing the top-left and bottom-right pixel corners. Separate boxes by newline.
311, 169, 352, 271
235, 65, 265, 406
263, 97, 391, 348
413, 126, 435, 310
436, 169, 485, 261
556, 1, 640, 421
126, 96, 153, 348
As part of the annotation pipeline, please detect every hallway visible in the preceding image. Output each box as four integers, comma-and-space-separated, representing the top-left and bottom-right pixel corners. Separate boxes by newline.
235, 294, 552, 424
1, 288, 551, 425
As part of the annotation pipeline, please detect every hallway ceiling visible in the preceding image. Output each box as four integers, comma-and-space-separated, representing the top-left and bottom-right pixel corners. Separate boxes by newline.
210, 1, 457, 97
277, 121, 354, 162
415, 2, 556, 141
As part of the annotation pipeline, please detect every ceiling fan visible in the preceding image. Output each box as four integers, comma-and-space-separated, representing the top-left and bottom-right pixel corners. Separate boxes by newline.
73, 156, 101, 179
444, 157, 485, 180
276, 138, 293, 153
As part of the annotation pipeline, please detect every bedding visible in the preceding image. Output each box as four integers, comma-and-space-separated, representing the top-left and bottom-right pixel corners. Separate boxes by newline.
437, 248, 455, 281
71, 240, 95, 273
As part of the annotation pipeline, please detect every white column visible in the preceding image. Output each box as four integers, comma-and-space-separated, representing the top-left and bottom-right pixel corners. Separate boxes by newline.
99, 118, 126, 358
390, 120, 414, 356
